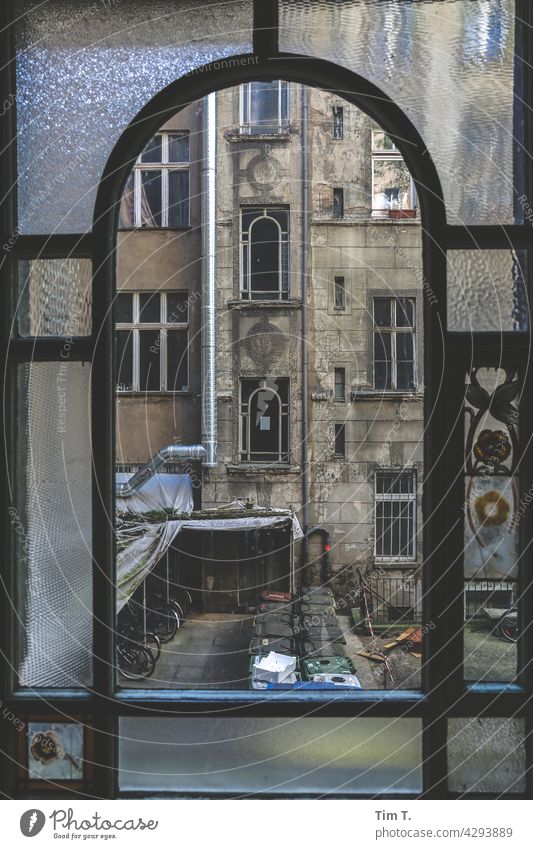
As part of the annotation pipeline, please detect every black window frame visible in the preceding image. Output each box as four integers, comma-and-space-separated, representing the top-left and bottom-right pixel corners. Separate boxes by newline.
115, 290, 190, 394
239, 377, 289, 465
2, 0, 533, 801
240, 205, 290, 300
372, 296, 417, 391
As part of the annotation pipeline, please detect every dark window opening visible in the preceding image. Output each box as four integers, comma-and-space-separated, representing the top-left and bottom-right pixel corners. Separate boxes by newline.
240, 378, 289, 463
375, 470, 416, 560
334, 275, 346, 310
333, 187, 344, 218
241, 207, 289, 300
373, 297, 416, 391
334, 367, 346, 401
334, 423, 346, 456
332, 105, 344, 139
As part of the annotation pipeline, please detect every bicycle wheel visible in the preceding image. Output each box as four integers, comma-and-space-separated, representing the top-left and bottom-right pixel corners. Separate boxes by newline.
500, 616, 519, 643
117, 641, 155, 680
143, 631, 161, 662
147, 606, 179, 643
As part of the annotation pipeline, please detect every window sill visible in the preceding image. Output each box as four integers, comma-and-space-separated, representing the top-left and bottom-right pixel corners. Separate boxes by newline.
311, 217, 420, 226
226, 464, 300, 476
116, 391, 191, 397
227, 298, 301, 310
351, 390, 423, 401
225, 128, 295, 143
117, 226, 192, 232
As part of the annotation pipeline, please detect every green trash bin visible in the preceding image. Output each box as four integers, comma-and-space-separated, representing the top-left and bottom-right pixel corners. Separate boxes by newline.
302, 655, 356, 679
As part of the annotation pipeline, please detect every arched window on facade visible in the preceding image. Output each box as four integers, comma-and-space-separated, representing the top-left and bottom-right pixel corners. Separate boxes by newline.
241, 207, 289, 300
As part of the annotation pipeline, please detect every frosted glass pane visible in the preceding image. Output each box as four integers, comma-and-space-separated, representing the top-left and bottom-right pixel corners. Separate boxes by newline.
15, 0, 253, 234
448, 250, 527, 332
18, 259, 92, 336
448, 719, 526, 794
280, 0, 520, 224
119, 717, 422, 793
463, 367, 520, 683
17, 362, 93, 687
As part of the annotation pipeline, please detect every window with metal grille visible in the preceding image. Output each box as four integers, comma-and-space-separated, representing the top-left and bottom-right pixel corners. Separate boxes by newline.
241, 207, 289, 300
373, 296, 416, 390
240, 378, 289, 464
240, 80, 289, 133
118, 131, 190, 228
375, 470, 417, 561
115, 291, 189, 393
332, 105, 344, 139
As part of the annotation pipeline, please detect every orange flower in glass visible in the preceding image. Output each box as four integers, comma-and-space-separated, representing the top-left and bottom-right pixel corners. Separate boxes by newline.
474, 490, 510, 526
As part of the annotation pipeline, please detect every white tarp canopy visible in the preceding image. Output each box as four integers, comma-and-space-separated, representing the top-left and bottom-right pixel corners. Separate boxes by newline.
116, 476, 303, 612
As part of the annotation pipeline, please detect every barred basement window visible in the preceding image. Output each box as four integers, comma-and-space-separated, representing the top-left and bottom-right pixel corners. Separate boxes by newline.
240, 378, 289, 464
241, 207, 289, 300
373, 296, 416, 391
240, 80, 289, 133
375, 470, 417, 561
332, 105, 344, 139
119, 131, 190, 228
115, 291, 189, 393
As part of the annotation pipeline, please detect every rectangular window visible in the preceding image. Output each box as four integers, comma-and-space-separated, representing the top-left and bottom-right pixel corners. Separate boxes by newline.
373, 297, 416, 391
334, 423, 346, 456
375, 470, 417, 561
332, 105, 344, 139
371, 129, 416, 217
334, 275, 346, 310
334, 367, 346, 401
115, 291, 189, 393
241, 206, 289, 300
241, 81, 289, 133
119, 131, 190, 228
333, 187, 344, 218
240, 378, 289, 464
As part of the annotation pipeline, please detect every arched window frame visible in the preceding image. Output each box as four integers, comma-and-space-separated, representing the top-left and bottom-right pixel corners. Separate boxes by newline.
2, 0, 533, 801
240, 206, 289, 300
240, 378, 289, 464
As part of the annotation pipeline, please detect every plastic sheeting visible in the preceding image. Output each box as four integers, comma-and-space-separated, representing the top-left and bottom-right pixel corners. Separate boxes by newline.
116, 485, 303, 611
116, 472, 194, 514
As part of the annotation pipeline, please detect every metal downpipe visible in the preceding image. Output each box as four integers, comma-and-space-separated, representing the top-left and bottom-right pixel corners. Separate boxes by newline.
201, 91, 218, 467
301, 85, 309, 567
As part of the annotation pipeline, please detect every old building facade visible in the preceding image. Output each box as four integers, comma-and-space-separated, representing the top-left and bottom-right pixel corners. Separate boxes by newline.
115, 82, 424, 604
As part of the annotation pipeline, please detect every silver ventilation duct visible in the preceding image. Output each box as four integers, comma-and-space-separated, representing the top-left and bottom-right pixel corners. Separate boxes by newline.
116, 444, 207, 497
201, 91, 217, 467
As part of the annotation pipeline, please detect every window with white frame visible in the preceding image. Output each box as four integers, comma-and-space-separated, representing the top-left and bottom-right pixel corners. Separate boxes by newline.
240, 81, 289, 133
371, 130, 416, 217
373, 296, 416, 391
241, 206, 289, 300
240, 378, 289, 464
375, 470, 417, 561
119, 131, 190, 228
115, 291, 189, 393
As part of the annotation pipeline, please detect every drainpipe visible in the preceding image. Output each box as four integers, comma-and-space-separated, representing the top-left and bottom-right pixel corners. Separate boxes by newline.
116, 444, 207, 497
301, 85, 309, 567
201, 91, 217, 467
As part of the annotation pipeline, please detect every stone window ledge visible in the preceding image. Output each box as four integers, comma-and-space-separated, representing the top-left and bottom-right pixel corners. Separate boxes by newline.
226, 464, 301, 476
226, 298, 301, 311
351, 390, 424, 402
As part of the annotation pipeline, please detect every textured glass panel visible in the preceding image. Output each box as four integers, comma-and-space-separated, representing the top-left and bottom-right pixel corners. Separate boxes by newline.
16, 0, 253, 233
448, 250, 528, 332
16, 362, 92, 687
448, 719, 526, 794
280, 0, 520, 224
464, 367, 520, 683
119, 717, 422, 793
18, 259, 92, 337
